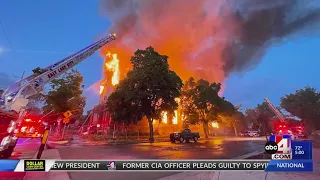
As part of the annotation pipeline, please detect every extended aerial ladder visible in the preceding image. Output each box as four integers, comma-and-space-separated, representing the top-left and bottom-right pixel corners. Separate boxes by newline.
1, 33, 116, 113
264, 98, 285, 122
0, 33, 116, 158
264, 98, 298, 139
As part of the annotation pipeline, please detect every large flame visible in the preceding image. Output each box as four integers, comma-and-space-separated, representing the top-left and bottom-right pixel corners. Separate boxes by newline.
100, 0, 320, 86
160, 98, 180, 124
99, 85, 105, 95
161, 111, 167, 124
105, 52, 120, 86
161, 110, 178, 124
172, 110, 178, 124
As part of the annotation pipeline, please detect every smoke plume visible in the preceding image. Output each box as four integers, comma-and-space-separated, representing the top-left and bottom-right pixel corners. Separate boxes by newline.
99, 0, 320, 82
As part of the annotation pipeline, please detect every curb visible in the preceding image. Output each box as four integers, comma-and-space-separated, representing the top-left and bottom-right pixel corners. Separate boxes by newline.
233, 151, 265, 159
77, 139, 170, 146
157, 151, 265, 180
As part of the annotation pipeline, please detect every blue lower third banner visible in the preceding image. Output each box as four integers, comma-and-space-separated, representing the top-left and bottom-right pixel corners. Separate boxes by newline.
0, 160, 20, 171
265, 160, 313, 172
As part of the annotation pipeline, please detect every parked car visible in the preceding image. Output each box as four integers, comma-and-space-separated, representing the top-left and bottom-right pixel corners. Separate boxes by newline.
170, 129, 200, 143
239, 131, 249, 137
240, 130, 260, 137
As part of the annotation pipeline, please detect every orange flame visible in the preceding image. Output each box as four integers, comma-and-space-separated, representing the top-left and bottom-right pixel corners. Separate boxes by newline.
105, 52, 120, 86
161, 112, 168, 124
161, 110, 178, 124
99, 85, 104, 95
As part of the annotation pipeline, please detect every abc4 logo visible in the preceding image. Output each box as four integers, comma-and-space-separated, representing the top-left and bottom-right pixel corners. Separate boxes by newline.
265, 141, 278, 154
265, 139, 291, 154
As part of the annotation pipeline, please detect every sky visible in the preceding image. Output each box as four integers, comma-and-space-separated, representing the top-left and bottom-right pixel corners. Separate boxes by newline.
1, 0, 320, 112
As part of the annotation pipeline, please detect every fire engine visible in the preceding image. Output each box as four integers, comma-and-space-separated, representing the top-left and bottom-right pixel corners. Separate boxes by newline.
14, 113, 45, 138
264, 98, 305, 139
0, 34, 116, 158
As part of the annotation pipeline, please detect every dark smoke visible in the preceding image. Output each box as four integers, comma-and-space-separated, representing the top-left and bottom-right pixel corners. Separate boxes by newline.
99, 0, 320, 82
223, 0, 320, 74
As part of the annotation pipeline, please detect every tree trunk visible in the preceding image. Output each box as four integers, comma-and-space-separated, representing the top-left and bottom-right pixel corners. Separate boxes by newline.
202, 122, 209, 139
233, 124, 238, 137
148, 118, 155, 142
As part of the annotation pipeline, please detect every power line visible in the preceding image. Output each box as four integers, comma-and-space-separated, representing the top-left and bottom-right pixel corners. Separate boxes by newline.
0, 20, 12, 49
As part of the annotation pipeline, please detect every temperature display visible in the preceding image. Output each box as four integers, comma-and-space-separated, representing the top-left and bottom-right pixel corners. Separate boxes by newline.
291, 141, 312, 160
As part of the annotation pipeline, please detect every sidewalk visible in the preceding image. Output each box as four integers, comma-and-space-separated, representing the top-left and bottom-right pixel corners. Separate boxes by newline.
23, 149, 70, 180
159, 148, 320, 180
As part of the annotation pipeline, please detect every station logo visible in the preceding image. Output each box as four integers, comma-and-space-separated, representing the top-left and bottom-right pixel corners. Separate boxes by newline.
265, 135, 292, 160
24, 160, 45, 171
107, 161, 116, 170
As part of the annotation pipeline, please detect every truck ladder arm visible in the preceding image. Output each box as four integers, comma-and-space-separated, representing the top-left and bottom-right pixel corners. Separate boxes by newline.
1, 34, 116, 112
264, 98, 285, 122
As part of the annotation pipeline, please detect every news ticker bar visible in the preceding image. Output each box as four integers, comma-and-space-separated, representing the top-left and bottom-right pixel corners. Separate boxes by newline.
0, 159, 313, 172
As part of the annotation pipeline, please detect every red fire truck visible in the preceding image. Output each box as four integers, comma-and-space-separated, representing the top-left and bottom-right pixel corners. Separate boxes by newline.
14, 113, 45, 138
265, 98, 305, 139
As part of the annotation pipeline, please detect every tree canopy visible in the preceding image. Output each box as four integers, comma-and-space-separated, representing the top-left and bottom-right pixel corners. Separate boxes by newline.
107, 46, 183, 142
180, 77, 236, 138
280, 86, 320, 133
218, 100, 245, 136
42, 69, 86, 123
244, 102, 274, 135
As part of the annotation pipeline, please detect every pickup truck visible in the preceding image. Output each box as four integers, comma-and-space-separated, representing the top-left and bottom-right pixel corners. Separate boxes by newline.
170, 129, 200, 143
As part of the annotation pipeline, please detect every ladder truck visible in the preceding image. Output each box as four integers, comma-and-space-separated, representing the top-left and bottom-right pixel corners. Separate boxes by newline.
264, 98, 296, 140
0, 33, 116, 158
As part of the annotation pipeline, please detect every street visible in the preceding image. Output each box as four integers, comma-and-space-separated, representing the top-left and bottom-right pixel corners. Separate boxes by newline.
0, 138, 42, 180
0, 137, 267, 180
57, 138, 266, 160
11, 138, 42, 159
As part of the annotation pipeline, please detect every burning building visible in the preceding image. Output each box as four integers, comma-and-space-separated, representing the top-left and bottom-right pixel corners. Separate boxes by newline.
87, 52, 120, 132
86, 50, 220, 136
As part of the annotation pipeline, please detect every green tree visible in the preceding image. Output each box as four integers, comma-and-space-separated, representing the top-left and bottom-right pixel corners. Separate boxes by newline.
181, 77, 225, 138
218, 99, 241, 136
108, 47, 183, 142
280, 86, 320, 133
180, 77, 197, 127
245, 108, 260, 129
245, 102, 273, 134
42, 69, 86, 123
0, 89, 3, 96
107, 76, 144, 126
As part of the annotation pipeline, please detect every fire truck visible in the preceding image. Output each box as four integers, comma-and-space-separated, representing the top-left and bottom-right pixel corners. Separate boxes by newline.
264, 98, 305, 139
0, 34, 116, 158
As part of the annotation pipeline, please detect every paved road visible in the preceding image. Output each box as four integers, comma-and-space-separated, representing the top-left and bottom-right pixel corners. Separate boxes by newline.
57, 138, 266, 180
58, 138, 266, 159
11, 138, 42, 159
0, 138, 41, 180
1, 137, 266, 180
